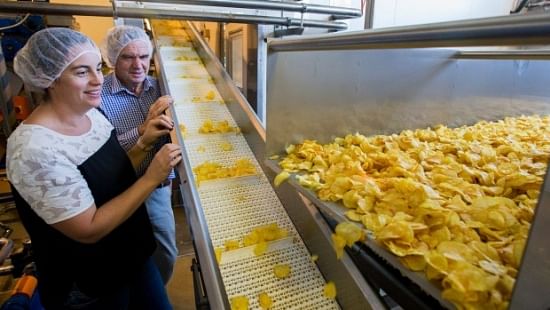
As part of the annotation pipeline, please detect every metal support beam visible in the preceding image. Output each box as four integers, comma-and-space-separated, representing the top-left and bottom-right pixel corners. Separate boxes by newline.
123, 0, 362, 17
269, 14, 550, 51
256, 25, 268, 127
0, 2, 347, 30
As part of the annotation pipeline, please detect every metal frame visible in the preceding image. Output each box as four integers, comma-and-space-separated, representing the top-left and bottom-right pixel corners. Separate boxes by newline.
128, 0, 362, 17
0, 1, 348, 30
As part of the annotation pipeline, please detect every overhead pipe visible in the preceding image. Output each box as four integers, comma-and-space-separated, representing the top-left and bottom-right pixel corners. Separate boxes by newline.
269, 14, 550, 51
0, 2, 347, 30
124, 0, 362, 18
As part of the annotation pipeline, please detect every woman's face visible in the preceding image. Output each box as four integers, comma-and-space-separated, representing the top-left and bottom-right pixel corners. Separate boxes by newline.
51, 52, 103, 109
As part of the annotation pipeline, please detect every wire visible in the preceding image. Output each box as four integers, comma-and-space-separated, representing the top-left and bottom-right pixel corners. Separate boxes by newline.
0, 13, 31, 31
0, 0, 34, 31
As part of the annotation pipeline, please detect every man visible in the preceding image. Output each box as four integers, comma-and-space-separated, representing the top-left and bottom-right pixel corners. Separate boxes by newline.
100, 25, 177, 284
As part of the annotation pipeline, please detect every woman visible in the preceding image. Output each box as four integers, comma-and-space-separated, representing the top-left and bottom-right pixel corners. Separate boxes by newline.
7, 28, 181, 309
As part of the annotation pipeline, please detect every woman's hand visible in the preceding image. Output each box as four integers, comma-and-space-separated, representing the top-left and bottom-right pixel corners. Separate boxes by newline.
143, 143, 182, 184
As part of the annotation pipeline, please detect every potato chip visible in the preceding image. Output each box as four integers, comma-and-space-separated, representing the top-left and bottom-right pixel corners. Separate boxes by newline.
335, 222, 365, 247
331, 234, 346, 260
258, 292, 273, 309
400, 255, 426, 271
254, 241, 268, 256
273, 264, 291, 279
215, 247, 223, 264
224, 239, 240, 251
230, 296, 249, 310
323, 281, 337, 299
274, 171, 290, 188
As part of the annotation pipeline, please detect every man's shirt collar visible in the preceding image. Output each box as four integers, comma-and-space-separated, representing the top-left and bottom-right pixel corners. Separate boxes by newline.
110, 73, 155, 96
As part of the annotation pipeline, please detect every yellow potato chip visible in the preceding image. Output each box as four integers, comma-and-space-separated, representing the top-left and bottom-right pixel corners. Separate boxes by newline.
273, 264, 291, 279
230, 296, 249, 310
258, 292, 273, 309
254, 242, 268, 256
274, 171, 290, 188
323, 281, 337, 299
224, 239, 240, 251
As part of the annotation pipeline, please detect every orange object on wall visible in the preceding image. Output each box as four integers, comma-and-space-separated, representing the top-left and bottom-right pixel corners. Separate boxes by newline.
13, 96, 31, 121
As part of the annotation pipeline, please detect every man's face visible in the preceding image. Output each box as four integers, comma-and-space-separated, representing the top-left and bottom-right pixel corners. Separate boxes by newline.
115, 40, 151, 88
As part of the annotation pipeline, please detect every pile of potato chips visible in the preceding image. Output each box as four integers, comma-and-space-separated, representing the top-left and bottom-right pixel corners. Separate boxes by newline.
193, 159, 256, 185
276, 115, 550, 309
198, 119, 239, 134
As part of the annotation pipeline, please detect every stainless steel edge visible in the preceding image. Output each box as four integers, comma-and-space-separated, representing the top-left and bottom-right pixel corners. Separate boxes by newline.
123, 0, 362, 17
509, 163, 550, 309
268, 14, 550, 51
0, 2, 347, 30
300, 198, 386, 310
151, 24, 230, 310
454, 49, 550, 60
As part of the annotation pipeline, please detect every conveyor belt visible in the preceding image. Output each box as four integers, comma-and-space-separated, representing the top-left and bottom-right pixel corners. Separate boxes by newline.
152, 21, 340, 309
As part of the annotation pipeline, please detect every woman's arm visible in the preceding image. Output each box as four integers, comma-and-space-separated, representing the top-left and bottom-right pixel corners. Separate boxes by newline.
126, 115, 174, 169
52, 143, 182, 243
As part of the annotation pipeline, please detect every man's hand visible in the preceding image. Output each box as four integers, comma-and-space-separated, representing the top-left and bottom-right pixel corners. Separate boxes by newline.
138, 95, 173, 136
140, 114, 174, 147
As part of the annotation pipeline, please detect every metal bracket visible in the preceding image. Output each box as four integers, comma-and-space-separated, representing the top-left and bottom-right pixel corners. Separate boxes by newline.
273, 26, 304, 38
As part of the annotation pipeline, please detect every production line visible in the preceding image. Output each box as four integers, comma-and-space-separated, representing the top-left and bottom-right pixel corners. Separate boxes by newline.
146, 15, 550, 310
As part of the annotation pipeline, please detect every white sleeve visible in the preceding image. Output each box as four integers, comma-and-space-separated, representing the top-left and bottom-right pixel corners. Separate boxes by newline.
8, 144, 95, 224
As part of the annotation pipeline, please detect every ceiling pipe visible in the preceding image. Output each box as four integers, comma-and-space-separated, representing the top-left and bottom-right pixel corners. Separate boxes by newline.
0, 2, 347, 30
128, 0, 362, 17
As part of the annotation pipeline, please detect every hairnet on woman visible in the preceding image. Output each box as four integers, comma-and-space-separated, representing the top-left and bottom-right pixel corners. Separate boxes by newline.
7, 28, 181, 309
14, 27, 100, 92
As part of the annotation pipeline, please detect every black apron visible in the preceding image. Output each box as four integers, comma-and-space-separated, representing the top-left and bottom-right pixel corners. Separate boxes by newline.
12, 130, 156, 309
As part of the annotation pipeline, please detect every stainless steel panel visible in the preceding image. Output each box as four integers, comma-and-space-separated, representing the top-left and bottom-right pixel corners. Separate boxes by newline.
266, 48, 550, 156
